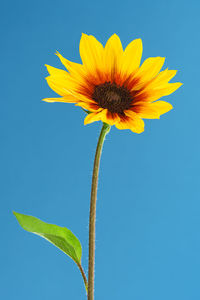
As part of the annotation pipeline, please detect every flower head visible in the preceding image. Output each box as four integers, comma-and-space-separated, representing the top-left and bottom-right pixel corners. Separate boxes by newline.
43, 34, 182, 133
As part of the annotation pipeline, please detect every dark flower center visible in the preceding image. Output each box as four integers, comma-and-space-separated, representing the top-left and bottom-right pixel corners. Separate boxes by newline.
92, 82, 133, 114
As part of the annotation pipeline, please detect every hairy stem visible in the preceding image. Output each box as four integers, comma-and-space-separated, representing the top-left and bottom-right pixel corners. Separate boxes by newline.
77, 263, 88, 293
88, 123, 111, 300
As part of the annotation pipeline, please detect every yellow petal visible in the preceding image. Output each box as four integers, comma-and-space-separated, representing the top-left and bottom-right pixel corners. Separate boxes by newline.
132, 105, 160, 119
45, 65, 69, 77
76, 101, 101, 112
123, 110, 137, 119
79, 33, 104, 74
105, 111, 121, 125
146, 82, 182, 102
133, 101, 172, 118
147, 69, 177, 89
46, 75, 78, 97
45, 77, 70, 96
55, 51, 86, 83
134, 57, 165, 88
84, 109, 105, 125
148, 101, 173, 115
104, 34, 123, 78
116, 112, 144, 133
42, 95, 78, 103
98, 109, 121, 125
121, 38, 143, 76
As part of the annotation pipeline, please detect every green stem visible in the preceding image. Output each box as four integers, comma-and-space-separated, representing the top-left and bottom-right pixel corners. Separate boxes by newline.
88, 123, 111, 300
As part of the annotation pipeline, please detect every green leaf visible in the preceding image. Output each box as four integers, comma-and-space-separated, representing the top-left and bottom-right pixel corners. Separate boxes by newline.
13, 211, 82, 264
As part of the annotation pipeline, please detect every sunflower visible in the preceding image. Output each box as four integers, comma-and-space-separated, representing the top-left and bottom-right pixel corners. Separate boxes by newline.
43, 34, 182, 133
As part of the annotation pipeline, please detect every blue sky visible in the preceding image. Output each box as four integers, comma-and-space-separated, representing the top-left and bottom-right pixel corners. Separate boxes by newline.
1, 0, 200, 299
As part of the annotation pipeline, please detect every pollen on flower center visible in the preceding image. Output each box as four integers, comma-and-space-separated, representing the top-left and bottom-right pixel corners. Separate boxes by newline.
92, 82, 133, 114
